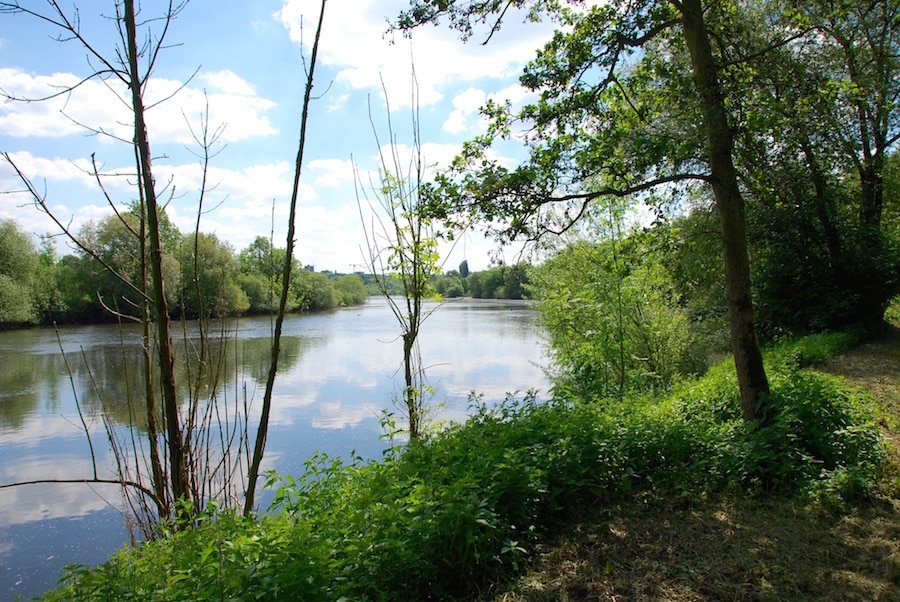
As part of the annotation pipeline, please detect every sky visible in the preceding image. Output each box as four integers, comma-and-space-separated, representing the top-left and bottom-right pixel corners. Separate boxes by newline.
0, 0, 560, 273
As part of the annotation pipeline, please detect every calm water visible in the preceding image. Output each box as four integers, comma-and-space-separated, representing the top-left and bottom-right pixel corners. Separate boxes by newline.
0, 298, 548, 600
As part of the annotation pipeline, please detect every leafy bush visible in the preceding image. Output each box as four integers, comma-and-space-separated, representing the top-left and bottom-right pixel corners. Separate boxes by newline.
885, 295, 900, 324
532, 239, 697, 399
291, 270, 340, 311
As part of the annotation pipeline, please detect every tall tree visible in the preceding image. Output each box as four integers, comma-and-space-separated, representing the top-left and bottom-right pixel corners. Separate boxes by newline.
772, 0, 900, 328
1, 0, 191, 514
797, 0, 900, 231
679, 0, 769, 419
398, 0, 771, 420
179, 232, 248, 319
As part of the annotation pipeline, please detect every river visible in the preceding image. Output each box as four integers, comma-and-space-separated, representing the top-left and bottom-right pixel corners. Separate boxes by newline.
0, 297, 548, 600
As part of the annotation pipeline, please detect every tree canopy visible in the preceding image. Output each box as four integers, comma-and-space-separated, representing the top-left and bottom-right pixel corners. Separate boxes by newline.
398, 0, 900, 420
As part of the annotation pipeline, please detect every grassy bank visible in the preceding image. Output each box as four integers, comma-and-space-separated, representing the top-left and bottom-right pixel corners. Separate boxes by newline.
497, 327, 900, 601
38, 330, 896, 601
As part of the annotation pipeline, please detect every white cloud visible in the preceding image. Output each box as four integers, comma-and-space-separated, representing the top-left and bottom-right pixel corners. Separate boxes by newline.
0, 68, 277, 145
276, 0, 555, 109
2, 2, 556, 273
326, 92, 351, 112
370, 141, 462, 177
179, 70, 279, 142
311, 401, 379, 429
0, 68, 127, 139
309, 158, 354, 187
201, 69, 258, 96
488, 83, 534, 106
1, 151, 97, 184
0, 152, 122, 248
443, 87, 487, 134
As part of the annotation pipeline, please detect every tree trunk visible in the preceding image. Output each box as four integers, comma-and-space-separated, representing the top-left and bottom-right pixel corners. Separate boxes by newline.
679, 0, 770, 422
138, 200, 170, 518
859, 158, 885, 230
123, 0, 190, 507
403, 328, 420, 440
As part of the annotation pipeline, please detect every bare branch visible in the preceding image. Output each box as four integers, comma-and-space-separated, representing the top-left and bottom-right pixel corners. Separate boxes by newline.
0, 478, 162, 509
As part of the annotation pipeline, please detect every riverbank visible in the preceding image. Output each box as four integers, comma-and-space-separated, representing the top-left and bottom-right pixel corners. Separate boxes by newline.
493, 327, 900, 601
36, 328, 892, 600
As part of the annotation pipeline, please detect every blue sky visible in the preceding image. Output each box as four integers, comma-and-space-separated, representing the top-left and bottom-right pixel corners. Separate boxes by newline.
0, 0, 560, 273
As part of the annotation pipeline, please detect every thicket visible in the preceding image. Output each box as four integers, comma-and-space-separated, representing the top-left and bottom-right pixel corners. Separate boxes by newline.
0, 219, 368, 328
38, 331, 886, 601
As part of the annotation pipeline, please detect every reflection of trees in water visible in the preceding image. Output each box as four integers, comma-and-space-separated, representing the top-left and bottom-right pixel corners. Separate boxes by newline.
36, 332, 310, 430
0, 352, 60, 429
0, 329, 309, 433
237, 335, 307, 385
0, 326, 313, 531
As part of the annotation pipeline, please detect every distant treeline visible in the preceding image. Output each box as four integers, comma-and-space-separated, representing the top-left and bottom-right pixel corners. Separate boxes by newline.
0, 210, 368, 327
429, 259, 530, 300
0, 214, 530, 328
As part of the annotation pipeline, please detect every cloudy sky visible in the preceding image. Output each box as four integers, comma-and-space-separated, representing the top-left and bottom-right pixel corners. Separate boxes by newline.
0, 0, 559, 273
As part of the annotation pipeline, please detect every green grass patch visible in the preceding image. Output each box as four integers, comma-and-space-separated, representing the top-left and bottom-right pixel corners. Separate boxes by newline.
39, 333, 888, 601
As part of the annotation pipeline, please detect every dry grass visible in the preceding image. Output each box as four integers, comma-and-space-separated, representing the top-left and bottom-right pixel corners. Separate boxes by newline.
491, 327, 900, 602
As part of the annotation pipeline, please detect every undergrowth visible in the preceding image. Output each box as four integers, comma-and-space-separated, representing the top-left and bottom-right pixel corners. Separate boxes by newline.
38, 330, 887, 601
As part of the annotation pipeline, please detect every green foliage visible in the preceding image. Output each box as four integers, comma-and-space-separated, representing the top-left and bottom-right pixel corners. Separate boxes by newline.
179, 233, 249, 318
236, 236, 292, 313
886, 295, 900, 324
4, 220, 363, 324
0, 219, 40, 325
41, 507, 333, 601
465, 263, 531, 299
32, 235, 67, 322
41, 332, 886, 600
0, 274, 37, 325
658, 207, 729, 346
432, 273, 465, 298
0, 221, 67, 326
291, 270, 339, 312
748, 186, 900, 335
765, 329, 862, 373
236, 271, 282, 313
73, 211, 181, 319
533, 234, 697, 399
238, 236, 286, 282
333, 273, 367, 306
727, 1, 900, 333
413, 0, 900, 337
0, 219, 38, 283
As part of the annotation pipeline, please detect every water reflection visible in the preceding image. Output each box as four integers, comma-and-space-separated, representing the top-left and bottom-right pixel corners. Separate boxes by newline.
0, 298, 548, 600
